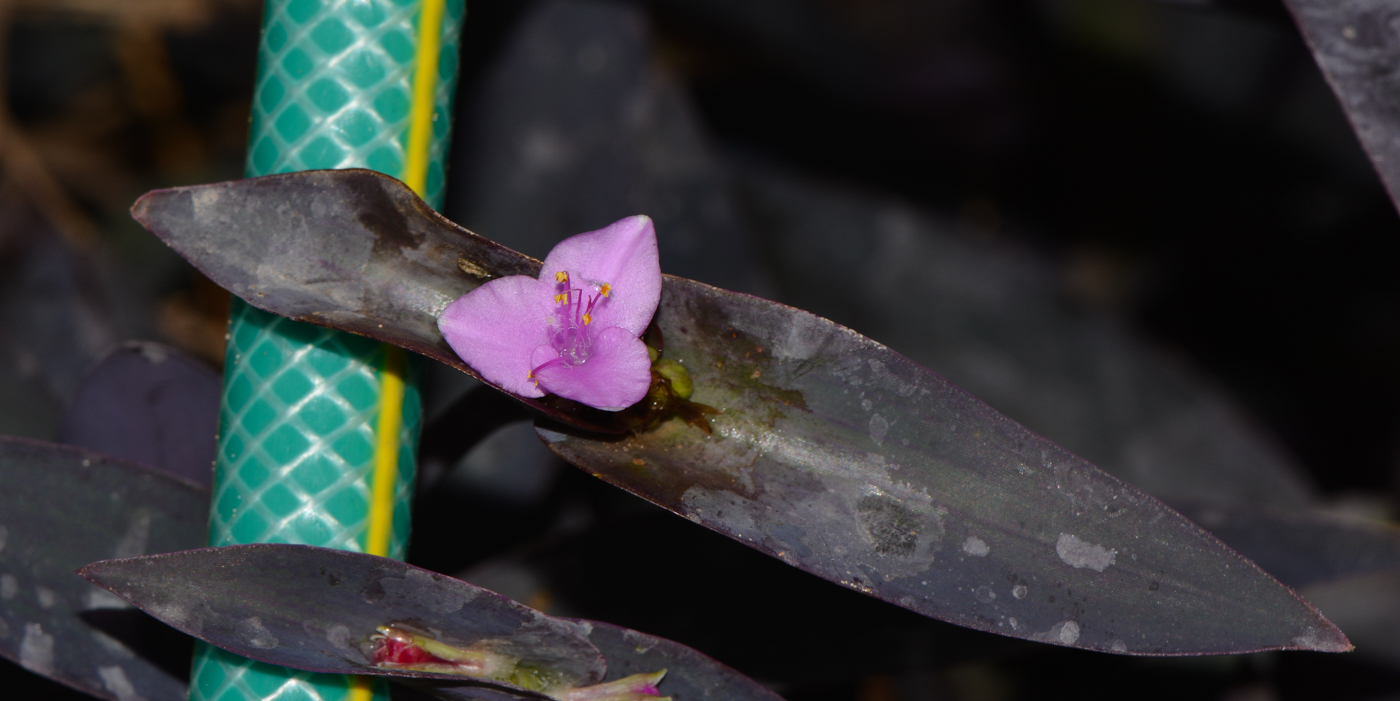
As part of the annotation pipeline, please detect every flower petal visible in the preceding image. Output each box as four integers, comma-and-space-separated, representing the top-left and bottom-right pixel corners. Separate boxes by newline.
531, 326, 653, 411
541, 215, 661, 337
437, 275, 552, 398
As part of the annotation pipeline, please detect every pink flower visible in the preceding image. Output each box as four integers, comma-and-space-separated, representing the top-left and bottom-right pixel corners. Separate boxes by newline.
438, 216, 661, 411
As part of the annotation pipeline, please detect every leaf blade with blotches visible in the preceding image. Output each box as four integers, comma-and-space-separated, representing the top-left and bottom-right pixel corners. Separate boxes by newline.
538, 280, 1351, 656
78, 545, 780, 701
132, 169, 1350, 655
0, 436, 207, 701
79, 544, 604, 698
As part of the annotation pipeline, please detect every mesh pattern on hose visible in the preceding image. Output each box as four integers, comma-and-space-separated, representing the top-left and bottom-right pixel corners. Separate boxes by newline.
248, 0, 460, 204
210, 304, 421, 554
193, 0, 464, 699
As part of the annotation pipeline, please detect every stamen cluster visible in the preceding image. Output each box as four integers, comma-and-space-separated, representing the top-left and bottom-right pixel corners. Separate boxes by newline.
539, 271, 609, 373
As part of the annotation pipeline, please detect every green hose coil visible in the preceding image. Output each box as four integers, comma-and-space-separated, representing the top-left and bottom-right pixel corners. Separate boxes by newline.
191, 1, 464, 699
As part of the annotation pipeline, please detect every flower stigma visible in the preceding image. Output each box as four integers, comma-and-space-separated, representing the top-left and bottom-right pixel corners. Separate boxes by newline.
532, 273, 611, 382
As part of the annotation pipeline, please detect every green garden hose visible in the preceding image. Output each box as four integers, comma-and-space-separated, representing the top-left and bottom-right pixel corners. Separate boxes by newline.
190, 1, 465, 699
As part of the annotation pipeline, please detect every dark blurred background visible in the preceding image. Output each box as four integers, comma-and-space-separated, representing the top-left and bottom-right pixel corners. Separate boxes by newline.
3, 0, 1400, 699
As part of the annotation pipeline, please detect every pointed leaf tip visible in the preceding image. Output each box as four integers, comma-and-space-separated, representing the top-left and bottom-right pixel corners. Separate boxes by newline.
539, 277, 1353, 656
1291, 625, 1353, 653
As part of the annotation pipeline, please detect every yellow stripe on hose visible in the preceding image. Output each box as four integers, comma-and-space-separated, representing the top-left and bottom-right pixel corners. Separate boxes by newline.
355, 2, 446, 698
366, 0, 445, 561
403, 0, 447, 196
367, 346, 406, 558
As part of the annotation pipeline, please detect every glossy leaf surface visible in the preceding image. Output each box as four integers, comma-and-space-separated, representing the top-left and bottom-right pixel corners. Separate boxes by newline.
132, 169, 1347, 655
1285, 0, 1400, 212
79, 544, 780, 701
79, 544, 605, 697
538, 282, 1347, 656
128, 169, 615, 431
0, 436, 206, 701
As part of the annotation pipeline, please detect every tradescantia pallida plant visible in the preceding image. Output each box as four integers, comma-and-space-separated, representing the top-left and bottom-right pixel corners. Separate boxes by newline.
3, 166, 1388, 701
124, 168, 1348, 655
77, 543, 782, 701
0, 437, 784, 701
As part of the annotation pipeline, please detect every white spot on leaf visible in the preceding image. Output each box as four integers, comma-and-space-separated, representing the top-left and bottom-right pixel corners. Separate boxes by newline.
1030, 620, 1081, 646
113, 511, 152, 560
98, 665, 143, 701
869, 414, 890, 445
381, 569, 472, 613
1292, 627, 1351, 653
622, 629, 657, 654
1056, 533, 1116, 572
0, 574, 17, 600
772, 312, 828, 362
562, 619, 594, 638
326, 625, 351, 651
236, 617, 278, 649
962, 536, 990, 557
192, 186, 223, 220
87, 588, 130, 610
1012, 584, 1028, 599
20, 622, 54, 675
35, 586, 57, 609
147, 599, 202, 635
1111, 640, 1128, 653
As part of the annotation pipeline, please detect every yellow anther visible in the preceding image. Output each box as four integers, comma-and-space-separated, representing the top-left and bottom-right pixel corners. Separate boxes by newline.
582, 313, 592, 325
554, 294, 564, 303
555, 271, 569, 283
600, 283, 612, 297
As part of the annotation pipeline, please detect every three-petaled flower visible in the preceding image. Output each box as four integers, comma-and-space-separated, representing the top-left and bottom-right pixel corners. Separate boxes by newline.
438, 215, 661, 411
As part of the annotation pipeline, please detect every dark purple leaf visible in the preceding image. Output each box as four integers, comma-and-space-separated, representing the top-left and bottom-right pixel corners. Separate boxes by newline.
79, 545, 777, 700
0, 203, 120, 433
537, 279, 1349, 656
130, 169, 614, 433
130, 170, 1348, 655
60, 342, 220, 489
1177, 501, 1400, 590
79, 545, 604, 696
1285, 0, 1400, 212
0, 436, 207, 701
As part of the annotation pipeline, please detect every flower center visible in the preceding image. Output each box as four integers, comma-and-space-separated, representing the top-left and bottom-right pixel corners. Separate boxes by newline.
532, 271, 611, 378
